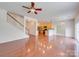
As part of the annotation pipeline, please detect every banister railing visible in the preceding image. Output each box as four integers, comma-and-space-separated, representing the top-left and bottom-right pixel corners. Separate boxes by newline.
7, 12, 24, 27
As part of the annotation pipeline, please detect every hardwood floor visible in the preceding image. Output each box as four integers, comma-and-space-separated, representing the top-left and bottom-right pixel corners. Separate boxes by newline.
0, 35, 76, 57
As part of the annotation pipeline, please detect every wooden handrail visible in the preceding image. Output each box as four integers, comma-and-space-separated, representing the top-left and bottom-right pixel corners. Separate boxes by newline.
7, 13, 24, 27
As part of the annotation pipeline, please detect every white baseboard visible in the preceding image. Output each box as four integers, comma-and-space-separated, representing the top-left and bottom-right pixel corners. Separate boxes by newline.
56, 33, 65, 36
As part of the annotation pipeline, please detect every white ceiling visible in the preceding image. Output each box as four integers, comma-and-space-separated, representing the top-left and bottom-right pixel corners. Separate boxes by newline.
0, 2, 79, 21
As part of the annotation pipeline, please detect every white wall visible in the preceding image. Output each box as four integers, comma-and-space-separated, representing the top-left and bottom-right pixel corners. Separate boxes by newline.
65, 20, 75, 38
75, 15, 79, 57
0, 8, 27, 43
75, 15, 79, 39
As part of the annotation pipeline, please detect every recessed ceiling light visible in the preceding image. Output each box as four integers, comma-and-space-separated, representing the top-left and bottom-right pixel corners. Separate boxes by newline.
43, 44, 46, 48
49, 45, 52, 48
47, 45, 52, 49
40, 43, 42, 45
60, 52, 65, 56
42, 50, 45, 54
39, 47, 41, 50
27, 48, 31, 52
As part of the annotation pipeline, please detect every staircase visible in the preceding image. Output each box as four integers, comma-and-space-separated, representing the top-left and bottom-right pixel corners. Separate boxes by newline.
7, 11, 29, 39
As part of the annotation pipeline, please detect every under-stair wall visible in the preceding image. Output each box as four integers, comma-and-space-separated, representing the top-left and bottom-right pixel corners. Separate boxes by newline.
0, 8, 27, 43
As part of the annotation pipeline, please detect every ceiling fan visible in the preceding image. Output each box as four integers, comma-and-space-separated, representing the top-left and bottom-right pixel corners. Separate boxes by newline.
22, 2, 42, 14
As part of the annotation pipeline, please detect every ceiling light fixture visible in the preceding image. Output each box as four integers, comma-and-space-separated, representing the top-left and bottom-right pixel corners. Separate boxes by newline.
30, 9, 35, 13
22, 2, 42, 14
